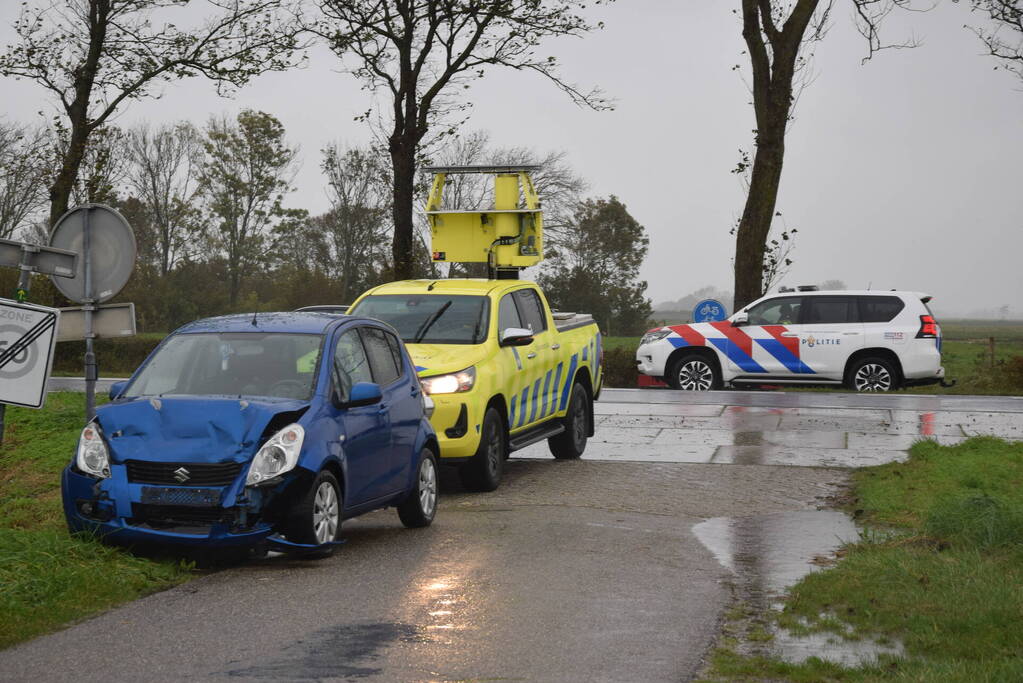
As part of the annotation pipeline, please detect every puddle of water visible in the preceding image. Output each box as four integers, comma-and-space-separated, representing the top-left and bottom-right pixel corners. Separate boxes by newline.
693, 511, 905, 666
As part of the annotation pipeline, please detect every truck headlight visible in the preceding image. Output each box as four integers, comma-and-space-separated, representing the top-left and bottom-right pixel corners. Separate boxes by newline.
76, 422, 111, 479
640, 329, 672, 345
421, 366, 476, 395
246, 424, 304, 486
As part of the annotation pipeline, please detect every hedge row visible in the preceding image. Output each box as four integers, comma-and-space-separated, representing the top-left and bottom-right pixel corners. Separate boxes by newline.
52, 337, 163, 376
51, 334, 643, 387
600, 347, 639, 388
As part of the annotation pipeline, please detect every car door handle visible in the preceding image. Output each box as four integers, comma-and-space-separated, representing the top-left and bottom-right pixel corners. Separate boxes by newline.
843, 332, 860, 335
781, 333, 798, 338
526, 352, 537, 359
551, 343, 561, 350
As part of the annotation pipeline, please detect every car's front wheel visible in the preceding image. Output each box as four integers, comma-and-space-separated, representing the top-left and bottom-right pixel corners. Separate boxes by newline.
398, 447, 438, 528
459, 407, 505, 492
847, 357, 898, 392
667, 354, 721, 391
285, 469, 342, 556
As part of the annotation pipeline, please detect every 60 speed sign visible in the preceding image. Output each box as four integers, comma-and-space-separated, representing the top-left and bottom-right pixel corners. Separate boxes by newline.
0, 299, 60, 409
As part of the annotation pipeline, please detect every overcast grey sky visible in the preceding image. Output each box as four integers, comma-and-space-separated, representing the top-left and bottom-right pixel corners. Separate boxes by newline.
2, 1, 1020, 316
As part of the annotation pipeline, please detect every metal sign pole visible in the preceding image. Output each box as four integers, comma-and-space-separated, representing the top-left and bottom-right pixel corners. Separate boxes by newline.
0, 245, 39, 442
82, 206, 97, 422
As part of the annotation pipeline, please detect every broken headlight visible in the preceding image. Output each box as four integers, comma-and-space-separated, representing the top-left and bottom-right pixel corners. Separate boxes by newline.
75, 422, 111, 479
246, 424, 304, 486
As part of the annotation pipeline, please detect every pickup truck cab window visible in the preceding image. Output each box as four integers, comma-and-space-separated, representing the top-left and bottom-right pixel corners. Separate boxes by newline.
513, 289, 548, 333
498, 293, 523, 331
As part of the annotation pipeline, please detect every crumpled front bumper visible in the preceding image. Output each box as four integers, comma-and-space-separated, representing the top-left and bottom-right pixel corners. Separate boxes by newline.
62, 464, 289, 549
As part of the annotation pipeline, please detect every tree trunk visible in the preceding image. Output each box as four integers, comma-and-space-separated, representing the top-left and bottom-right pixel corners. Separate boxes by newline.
733, 126, 786, 310
49, 122, 90, 227
389, 138, 416, 281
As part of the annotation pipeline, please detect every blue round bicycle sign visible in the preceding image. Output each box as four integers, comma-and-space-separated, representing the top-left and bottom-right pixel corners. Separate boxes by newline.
693, 299, 728, 323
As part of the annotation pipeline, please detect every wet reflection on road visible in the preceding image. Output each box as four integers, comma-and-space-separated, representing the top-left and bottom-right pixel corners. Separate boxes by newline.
515, 389, 1022, 468
693, 511, 905, 666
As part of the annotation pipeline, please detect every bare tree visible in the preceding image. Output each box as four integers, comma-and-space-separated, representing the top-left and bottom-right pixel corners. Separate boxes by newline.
731, 0, 918, 310
969, 1, 1023, 81
0, 0, 300, 227
198, 110, 301, 307
0, 122, 49, 240
312, 0, 611, 280
126, 122, 204, 275
314, 143, 392, 301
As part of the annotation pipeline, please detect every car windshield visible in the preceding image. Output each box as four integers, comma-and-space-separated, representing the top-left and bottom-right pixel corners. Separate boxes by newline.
125, 332, 323, 400
351, 295, 490, 344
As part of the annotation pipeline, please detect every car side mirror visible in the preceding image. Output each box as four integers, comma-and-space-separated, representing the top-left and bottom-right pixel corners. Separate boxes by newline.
108, 381, 128, 400
732, 312, 749, 327
500, 327, 534, 347
344, 381, 383, 408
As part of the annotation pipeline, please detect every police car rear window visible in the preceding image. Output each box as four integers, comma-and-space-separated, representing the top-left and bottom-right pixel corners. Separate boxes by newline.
859, 296, 905, 323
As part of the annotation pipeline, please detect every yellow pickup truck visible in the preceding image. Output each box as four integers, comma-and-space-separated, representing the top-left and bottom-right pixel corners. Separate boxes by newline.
349, 278, 602, 491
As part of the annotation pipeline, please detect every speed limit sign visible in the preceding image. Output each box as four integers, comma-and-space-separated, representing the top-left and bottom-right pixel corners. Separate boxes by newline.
0, 299, 60, 409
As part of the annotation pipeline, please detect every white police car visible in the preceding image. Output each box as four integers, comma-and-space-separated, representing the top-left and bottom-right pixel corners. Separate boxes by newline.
636, 288, 946, 392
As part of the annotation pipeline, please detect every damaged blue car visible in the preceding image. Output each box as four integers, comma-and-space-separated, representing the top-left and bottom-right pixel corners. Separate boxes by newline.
62, 312, 440, 556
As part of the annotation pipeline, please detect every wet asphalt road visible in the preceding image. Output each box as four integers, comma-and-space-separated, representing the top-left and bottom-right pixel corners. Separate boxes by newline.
5, 388, 1022, 681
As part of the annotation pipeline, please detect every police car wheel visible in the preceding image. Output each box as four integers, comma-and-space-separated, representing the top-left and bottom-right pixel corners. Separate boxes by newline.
459, 408, 504, 492
668, 355, 719, 391
549, 381, 589, 459
848, 357, 897, 392
285, 469, 342, 555
397, 447, 438, 528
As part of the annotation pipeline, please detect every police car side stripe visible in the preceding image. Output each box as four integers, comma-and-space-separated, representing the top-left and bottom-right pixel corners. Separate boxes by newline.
709, 337, 766, 373
755, 338, 816, 374
510, 393, 518, 425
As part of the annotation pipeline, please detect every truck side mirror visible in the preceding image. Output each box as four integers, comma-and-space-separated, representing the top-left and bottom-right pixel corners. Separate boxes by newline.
732, 312, 749, 327
500, 327, 534, 347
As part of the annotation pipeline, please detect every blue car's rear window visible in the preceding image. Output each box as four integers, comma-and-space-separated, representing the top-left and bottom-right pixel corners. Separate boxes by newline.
126, 332, 323, 400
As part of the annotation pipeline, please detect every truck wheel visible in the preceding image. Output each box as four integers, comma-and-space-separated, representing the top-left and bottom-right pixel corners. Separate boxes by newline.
667, 354, 720, 391
397, 447, 438, 528
459, 408, 504, 492
284, 469, 342, 556
847, 357, 897, 392
548, 381, 589, 459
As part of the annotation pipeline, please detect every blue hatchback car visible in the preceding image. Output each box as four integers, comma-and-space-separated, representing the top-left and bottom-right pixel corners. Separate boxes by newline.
62, 312, 440, 555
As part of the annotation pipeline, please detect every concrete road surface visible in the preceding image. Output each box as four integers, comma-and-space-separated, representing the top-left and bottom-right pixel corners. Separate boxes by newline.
7, 387, 1021, 681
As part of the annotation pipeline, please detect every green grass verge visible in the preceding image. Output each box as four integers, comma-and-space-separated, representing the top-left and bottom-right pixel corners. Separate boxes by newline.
704, 437, 1023, 681
0, 393, 192, 649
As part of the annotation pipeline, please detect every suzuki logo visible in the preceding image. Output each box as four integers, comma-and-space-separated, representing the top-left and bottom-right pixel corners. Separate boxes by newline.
173, 467, 191, 483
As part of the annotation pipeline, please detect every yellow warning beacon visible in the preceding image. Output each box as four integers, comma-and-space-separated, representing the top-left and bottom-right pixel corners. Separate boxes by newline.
424, 165, 542, 277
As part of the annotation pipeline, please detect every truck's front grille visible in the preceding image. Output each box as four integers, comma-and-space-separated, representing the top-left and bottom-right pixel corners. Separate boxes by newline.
125, 460, 242, 486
